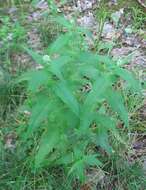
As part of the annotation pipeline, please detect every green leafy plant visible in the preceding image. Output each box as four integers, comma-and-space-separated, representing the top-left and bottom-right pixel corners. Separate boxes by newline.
131, 5, 146, 29
17, 14, 141, 183
38, 15, 62, 47
95, 7, 109, 45
0, 15, 25, 65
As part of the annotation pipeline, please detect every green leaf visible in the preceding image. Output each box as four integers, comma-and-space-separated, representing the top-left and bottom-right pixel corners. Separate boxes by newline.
52, 55, 71, 69
56, 153, 73, 165
96, 114, 116, 130
49, 33, 70, 54
84, 76, 109, 111
78, 65, 100, 80
54, 81, 79, 116
23, 47, 43, 65
84, 154, 102, 167
35, 127, 59, 168
25, 96, 51, 138
77, 52, 100, 65
53, 16, 73, 29
25, 70, 49, 92
68, 159, 85, 182
114, 67, 141, 92
97, 129, 112, 153
95, 114, 116, 153
105, 89, 129, 127
68, 154, 102, 181
97, 41, 114, 53
96, 55, 114, 66
77, 52, 114, 69
31, 0, 40, 6
80, 75, 110, 130
49, 56, 71, 80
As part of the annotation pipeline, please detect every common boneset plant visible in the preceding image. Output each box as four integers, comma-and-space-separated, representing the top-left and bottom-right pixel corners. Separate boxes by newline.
18, 14, 141, 182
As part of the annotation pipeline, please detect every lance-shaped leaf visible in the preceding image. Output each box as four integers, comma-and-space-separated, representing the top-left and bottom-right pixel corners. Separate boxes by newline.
105, 89, 129, 127
114, 67, 141, 92
24, 96, 52, 139
21, 69, 49, 92
68, 159, 85, 182
84, 154, 102, 167
35, 127, 60, 168
48, 33, 71, 54
80, 75, 110, 130
95, 114, 117, 153
96, 113, 117, 130
68, 154, 102, 182
49, 55, 71, 80
54, 81, 79, 116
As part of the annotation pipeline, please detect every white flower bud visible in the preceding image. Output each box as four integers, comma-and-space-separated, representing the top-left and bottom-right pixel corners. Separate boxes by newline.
43, 55, 51, 64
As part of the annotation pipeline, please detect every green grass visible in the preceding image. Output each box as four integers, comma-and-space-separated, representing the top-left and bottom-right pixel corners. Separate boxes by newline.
96, 0, 146, 30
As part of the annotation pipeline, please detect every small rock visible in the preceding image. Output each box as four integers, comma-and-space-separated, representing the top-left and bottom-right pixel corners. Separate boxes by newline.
78, 12, 96, 28
36, 0, 48, 10
102, 23, 116, 39
76, 0, 97, 12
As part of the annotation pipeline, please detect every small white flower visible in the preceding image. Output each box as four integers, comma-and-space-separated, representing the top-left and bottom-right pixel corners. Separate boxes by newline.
43, 55, 51, 64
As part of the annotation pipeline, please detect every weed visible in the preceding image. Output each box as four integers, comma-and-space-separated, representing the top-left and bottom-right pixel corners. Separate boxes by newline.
0, 15, 26, 65
16, 10, 142, 184
131, 6, 146, 29
38, 16, 62, 47
95, 8, 109, 46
